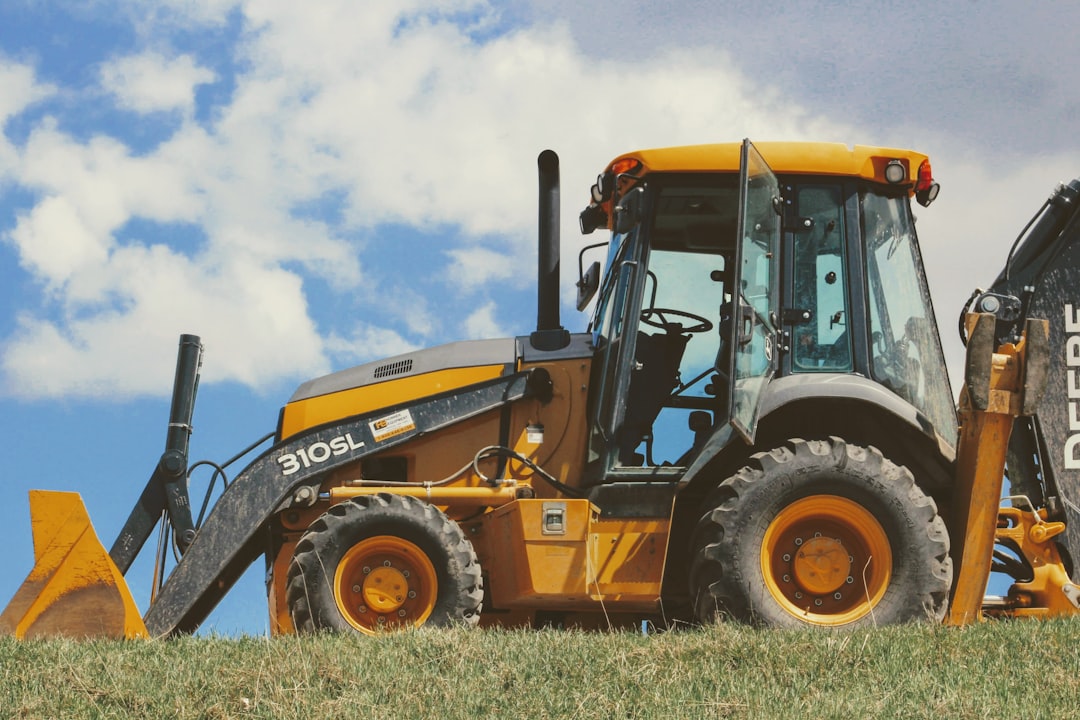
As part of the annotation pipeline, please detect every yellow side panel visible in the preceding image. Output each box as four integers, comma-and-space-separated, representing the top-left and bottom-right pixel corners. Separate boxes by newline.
268, 354, 596, 630
280, 364, 506, 439
479, 499, 668, 612
507, 356, 593, 497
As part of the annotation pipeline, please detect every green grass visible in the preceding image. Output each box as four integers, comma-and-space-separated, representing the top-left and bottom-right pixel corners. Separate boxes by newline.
3, 621, 1080, 719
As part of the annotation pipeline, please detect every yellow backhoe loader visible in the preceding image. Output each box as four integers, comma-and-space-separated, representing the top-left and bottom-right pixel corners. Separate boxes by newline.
3, 141, 1078, 638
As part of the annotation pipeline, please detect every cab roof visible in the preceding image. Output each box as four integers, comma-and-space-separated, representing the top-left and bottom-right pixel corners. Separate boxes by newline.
607, 141, 930, 187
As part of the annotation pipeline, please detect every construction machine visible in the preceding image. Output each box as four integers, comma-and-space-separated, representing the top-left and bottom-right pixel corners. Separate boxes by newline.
3, 141, 1079, 638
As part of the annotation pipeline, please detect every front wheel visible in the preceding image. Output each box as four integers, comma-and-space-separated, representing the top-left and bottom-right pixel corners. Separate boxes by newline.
690, 437, 952, 628
286, 494, 483, 635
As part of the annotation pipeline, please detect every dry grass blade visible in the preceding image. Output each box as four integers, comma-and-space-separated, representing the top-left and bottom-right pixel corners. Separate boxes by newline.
2, 621, 1080, 719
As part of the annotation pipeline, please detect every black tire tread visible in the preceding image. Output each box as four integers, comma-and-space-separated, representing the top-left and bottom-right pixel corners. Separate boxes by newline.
689, 437, 952, 628
285, 493, 482, 633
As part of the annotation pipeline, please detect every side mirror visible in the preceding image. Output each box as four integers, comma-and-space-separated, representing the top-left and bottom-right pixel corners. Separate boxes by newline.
576, 261, 601, 311
579, 204, 606, 235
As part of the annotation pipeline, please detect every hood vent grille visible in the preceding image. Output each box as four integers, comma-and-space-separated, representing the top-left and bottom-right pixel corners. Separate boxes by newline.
373, 358, 413, 379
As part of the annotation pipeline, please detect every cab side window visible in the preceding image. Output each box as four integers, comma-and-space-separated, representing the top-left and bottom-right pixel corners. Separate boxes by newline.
792, 185, 852, 372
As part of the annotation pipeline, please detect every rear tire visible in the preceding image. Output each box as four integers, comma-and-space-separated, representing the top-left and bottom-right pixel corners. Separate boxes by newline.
286, 494, 483, 635
690, 437, 952, 628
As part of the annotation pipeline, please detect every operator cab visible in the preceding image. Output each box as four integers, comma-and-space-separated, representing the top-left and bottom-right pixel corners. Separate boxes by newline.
579, 140, 955, 481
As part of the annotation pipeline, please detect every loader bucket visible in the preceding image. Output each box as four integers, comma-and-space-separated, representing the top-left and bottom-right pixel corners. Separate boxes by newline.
0, 490, 148, 639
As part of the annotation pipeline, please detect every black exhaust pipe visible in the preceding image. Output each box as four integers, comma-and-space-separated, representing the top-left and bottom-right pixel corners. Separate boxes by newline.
530, 149, 571, 351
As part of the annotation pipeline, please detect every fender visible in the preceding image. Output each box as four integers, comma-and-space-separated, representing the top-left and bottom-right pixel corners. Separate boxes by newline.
682, 372, 956, 488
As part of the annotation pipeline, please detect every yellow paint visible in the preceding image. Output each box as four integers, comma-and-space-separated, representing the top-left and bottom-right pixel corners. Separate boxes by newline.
268, 534, 297, 635
761, 494, 892, 626
947, 315, 1028, 625
265, 355, 597, 633
607, 141, 930, 188
993, 507, 1079, 618
327, 485, 521, 507
334, 535, 439, 634
479, 499, 669, 612
0, 491, 148, 639
279, 364, 507, 439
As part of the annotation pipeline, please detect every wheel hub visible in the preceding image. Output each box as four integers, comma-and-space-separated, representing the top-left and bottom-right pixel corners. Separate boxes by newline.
334, 535, 439, 633
362, 565, 408, 613
792, 536, 851, 595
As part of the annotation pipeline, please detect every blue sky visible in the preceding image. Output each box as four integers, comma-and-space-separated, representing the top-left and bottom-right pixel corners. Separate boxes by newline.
2, 0, 1079, 635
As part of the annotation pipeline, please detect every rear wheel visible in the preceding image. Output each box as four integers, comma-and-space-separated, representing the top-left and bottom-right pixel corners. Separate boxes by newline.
690, 437, 952, 628
286, 494, 483, 634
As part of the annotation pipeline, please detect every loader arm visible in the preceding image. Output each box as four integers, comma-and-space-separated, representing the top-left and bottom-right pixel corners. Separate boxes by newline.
143, 367, 549, 636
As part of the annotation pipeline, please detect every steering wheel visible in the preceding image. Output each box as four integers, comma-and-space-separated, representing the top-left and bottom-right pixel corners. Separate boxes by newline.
640, 307, 713, 334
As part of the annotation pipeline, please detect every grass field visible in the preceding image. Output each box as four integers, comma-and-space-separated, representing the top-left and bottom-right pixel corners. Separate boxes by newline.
3, 620, 1080, 719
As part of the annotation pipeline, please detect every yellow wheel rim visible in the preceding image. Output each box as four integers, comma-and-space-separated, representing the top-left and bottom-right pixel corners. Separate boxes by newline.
334, 535, 438, 634
761, 495, 892, 626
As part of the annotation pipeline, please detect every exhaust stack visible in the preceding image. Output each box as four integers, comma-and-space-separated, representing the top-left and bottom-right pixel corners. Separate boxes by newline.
530, 149, 571, 351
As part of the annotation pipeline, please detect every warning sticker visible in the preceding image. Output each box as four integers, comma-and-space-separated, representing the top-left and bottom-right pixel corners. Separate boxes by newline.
370, 409, 417, 442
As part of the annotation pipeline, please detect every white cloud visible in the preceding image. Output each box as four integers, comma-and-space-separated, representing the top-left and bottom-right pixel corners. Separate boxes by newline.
13, 0, 1065, 401
0, 59, 52, 120
18, 122, 205, 231
445, 246, 518, 290
462, 301, 506, 339
2, 246, 329, 399
230, 7, 836, 241
0, 60, 54, 181
100, 51, 216, 115
324, 325, 421, 366
9, 195, 111, 293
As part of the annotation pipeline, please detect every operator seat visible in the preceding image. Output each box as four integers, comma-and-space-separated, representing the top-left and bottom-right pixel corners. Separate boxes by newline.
616, 329, 690, 466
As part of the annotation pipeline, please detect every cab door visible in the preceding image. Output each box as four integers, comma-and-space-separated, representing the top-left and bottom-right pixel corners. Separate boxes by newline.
727, 140, 782, 442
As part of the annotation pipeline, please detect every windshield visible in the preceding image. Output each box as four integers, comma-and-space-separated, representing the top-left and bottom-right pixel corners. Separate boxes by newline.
863, 191, 957, 446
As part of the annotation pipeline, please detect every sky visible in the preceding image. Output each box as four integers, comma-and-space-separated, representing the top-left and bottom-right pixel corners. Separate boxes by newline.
2, 0, 1079, 636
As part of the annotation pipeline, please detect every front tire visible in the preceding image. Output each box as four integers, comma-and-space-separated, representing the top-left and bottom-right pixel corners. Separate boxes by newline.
690, 437, 952, 628
286, 494, 483, 635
